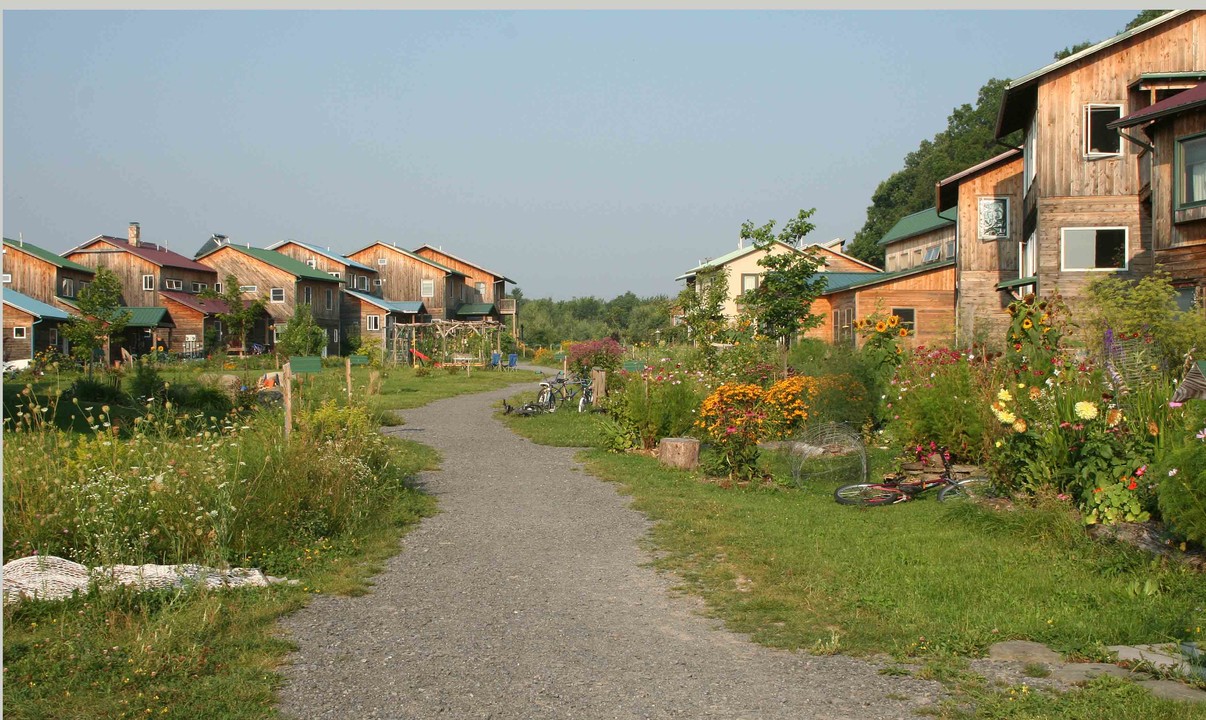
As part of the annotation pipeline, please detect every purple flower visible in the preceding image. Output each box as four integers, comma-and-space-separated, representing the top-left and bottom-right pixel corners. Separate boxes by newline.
1169, 401, 1184, 408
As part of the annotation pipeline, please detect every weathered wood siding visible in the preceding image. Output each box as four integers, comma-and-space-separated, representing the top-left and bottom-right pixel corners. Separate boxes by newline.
803, 295, 833, 342
272, 241, 377, 294
3, 306, 35, 361
810, 246, 878, 274
1033, 13, 1205, 202
847, 265, 956, 348
414, 247, 507, 304
1150, 111, 1206, 281
157, 297, 210, 356
66, 239, 217, 307
956, 156, 1025, 345
347, 245, 455, 319
884, 226, 956, 272
2, 246, 94, 305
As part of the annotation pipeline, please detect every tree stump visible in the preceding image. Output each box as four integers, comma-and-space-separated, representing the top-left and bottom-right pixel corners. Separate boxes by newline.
658, 437, 700, 470
368, 370, 382, 395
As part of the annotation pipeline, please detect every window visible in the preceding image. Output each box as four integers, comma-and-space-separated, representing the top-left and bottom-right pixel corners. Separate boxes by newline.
892, 308, 916, 332
978, 197, 1010, 240
359, 276, 369, 291
421, 279, 434, 298
272, 325, 281, 342
270, 287, 285, 303
2, 274, 10, 284
192, 282, 208, 292
475, 281, 487, 298
367, 315, 381, 331
1020, 232, 1037, 278
331, 328, 339, 344
1061, 227, 1127, 271
143, 274, 155, 291
325, 288, 334, 310
1175, 286, 1199, 312
303, 286, 312, 305
1177, 133, 1206, 208
328, 271, 341, 280
1024, 112, 1037, 190
164, 278, 183, 290
922, 245, 941, 264
740, 274, 761, 294
13, 326, 26, 339
79, 281, 89, 293
61, 278, 74, 297
306, 258, 316, 268
48, 328, 58, 346
377, 258, 388, 266
214, 282, 223, 293
373, 278, 384, 287
1084, 104, 1123, 157
944, 240, 956, 260
912, 248, 923, 268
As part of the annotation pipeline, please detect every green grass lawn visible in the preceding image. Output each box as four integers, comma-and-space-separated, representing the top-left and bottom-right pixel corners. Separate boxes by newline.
496, 389, 609, 447
505, 410, 1206, 719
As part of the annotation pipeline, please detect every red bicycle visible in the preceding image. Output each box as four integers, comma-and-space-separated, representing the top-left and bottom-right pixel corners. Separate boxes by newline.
834, 446, 991, 506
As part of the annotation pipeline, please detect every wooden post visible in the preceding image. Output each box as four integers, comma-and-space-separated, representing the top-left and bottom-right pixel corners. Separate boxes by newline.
283, 362, 293, 440
345, 357, 353, 404
590, 368, 607, 398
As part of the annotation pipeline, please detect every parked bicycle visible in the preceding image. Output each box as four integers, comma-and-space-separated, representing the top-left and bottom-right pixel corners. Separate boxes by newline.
834, 446, 992, 506
536, 372, 593, 412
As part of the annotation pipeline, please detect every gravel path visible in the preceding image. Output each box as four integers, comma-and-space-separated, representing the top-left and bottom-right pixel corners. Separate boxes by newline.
277, 382, 944, 719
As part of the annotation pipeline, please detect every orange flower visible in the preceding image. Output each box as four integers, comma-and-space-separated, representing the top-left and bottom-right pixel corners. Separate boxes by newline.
1012, 418, 1028, 433
1028, 387, 1042, 401
888, 315, 900, 328
898, 328, 908, 337
1106, 408, 1123, 427
875, 321, 887, 333
1148, 420, 1159, 437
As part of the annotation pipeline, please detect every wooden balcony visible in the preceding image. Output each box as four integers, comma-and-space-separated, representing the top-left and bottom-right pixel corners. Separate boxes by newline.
498, 298, 517, 314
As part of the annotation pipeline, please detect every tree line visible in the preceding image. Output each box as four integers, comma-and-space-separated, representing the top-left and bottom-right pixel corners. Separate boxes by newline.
511, 290, 675, 348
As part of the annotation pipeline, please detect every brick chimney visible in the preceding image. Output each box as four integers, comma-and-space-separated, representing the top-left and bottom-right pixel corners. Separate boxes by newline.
128, 222, 141, 247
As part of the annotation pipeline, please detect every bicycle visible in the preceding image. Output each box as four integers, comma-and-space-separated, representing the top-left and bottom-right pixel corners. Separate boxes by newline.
833, 446, 992, 506
536, 372, 592, 412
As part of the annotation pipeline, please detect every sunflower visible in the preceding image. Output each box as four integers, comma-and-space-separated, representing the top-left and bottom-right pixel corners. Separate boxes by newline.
1040, 313, 1050, 325
1022, 318, 1033, 330
899, 328, 908, 337
875, 321, 887, 333
888, 315, 900, 328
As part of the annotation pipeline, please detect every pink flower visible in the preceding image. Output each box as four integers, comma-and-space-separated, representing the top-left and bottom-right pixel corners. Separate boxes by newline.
1135, 465, 1146, 478
725, 426, 737, 435
1169, 401, 1184, 408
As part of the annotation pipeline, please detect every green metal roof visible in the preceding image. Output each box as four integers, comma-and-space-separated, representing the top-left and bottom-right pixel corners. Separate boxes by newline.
209, 245, 343, 283
343, 289, 427, 314
816, 271, 883, 293
3, 238, 95, 274
820, 260, 955, 295
456, 303, 496, 316
124, 307, 174, 328
877, 208, 956, 246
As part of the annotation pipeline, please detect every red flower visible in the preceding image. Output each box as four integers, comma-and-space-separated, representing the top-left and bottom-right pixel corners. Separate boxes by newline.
1094, 487, 1103, 493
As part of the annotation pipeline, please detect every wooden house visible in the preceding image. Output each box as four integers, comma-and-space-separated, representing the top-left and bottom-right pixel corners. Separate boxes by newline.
65, 223, 219, 308
936, 148, 1026, 345
3, 289, 71, 361
814, 262, 957, 348
2, 237, 95, 312
341, 289, 427, 356
1110, 82, 1206, 306
266, 239, 380, 296
346, 242, 468, 320
54, 298, 176, 360
195, 240, 344, 356
158, 291, 234, 357
879, 208, 956, 273
412, 244, 518, 331
993, 10, 1206, 323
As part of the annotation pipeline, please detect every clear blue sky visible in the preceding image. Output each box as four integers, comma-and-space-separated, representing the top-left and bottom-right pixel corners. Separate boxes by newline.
5, 10, 1138, 299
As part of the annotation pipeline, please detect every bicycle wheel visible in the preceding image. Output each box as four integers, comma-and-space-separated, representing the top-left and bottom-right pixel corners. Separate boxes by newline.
834, 483, 908, 506
938, 477, 993, 502
578, 388, 592, 413
537, 386, 553, 409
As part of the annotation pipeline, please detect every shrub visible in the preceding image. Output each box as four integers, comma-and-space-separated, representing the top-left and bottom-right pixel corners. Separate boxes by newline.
533, 348, 553, 365
129, 358, 167, 402
1003, 292, 1066, 383
1158, 441, 1206, 545
1084, 271, 1206, 371
414, 366, 431, 378
713, 338, 783, 387
568, 338, 624, 375
603, 365, 704, 450
696, 383, 767, 481
889, 346, 995, 462
67, 373, 127, 404
763, 375, 819, 439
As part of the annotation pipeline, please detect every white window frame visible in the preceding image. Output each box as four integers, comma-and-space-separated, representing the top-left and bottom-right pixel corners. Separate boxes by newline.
2, 274, 11, 284
1060, 226, 1129, 272
270, 287, 285, 303
1024, 112, 1037, 191
143, 274, 155, 291
922, 245, 941, 264
13, 326, 27, 339
240, 285, 258, 294
48, 327, 59, 346
1083, 104, 1124, 158
332, 328, 339, 344
61, 278, 74, 297
359, 275, 370, 291
214, 282, 223, 293
367, 314, 381, 331
944, 239, 956, 260
303, 286, 312, 305
475, 281, 486, 297
891, 307, 916, 333
1019, 231, 1037, 279
377, 258, 388, 266
192, 282, 208, 292
420, 279, 435, 298
306, 258, 317, 268
328, 271, 341, 279
373, 278, 384, 287
977, 196, 1010, 240
325, 288, 334, 310
164, 278, 183, 290
272, 325, 281, 343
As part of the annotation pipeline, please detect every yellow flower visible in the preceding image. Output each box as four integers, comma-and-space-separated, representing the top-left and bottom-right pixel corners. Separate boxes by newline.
1022, 318, 1033, 330
996, 409, 1017, 424
899, 328, 908, 337
1013, 418, 1028, 433
875, 321, 887, 333
1074, 401, 1098, 420
998, 389, 1013, 402
1040, 313, 1050, 325
888, 315, 900, 328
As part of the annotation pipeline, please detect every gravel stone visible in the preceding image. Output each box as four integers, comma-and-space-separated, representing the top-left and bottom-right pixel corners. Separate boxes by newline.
277, 385, 945, 718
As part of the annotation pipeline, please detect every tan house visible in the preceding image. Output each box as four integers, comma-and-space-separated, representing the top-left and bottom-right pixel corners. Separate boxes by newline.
346, 242, 469, 320
993, 10, 1206, 320
937, 148, 1026, 345
196, 240, 344, 355
1111, 81, 1206, 307
267, 239, 380, 295
2, 237, 95, 313
412, 244, 518, 330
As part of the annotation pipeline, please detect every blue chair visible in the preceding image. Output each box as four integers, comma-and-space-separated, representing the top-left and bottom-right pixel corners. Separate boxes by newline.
506, 353, 518, 370
488, 351, 501, 370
